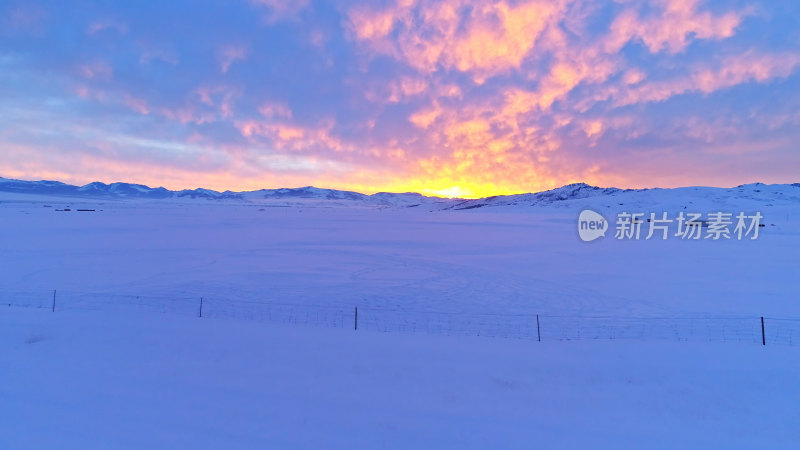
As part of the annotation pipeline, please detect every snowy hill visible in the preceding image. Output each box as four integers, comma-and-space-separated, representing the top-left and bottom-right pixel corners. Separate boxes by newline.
445, 182, 800, 211
0, 177, 436, 206
0, 178, 80, 196
0, 176, 457, 208
0, 178, 175, 199
445, 183, 631, 209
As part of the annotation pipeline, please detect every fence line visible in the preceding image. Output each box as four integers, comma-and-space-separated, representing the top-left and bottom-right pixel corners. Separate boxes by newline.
1, 289, 798, 346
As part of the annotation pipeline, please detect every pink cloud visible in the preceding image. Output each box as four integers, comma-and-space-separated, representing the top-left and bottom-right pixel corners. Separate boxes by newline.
122, 95, 150, 115
258, 102, 293, 119
391, 77, 428, 100
622, 68, 646, 85
236, 118, 347, 153
365, 76, 430, 103
138, 48, 179, 65
409, 104, 442, 129
249, 0, 311, 22
86, 19, 128, 36
606, 0, 744, 54
78, 61, 114, 81
615, 52, 800, 106
6, 5, 47, 34
158, 106, 218, 125
193, 85, 239, 119
217, 45, 248, 74
309, 29, 326, 48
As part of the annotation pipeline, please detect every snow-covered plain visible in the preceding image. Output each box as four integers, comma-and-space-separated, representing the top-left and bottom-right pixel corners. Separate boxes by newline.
1, 181, 799, 448
2, 309, 798, 449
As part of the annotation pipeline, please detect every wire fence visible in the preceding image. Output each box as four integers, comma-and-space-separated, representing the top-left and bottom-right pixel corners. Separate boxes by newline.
1, 289, 798, 346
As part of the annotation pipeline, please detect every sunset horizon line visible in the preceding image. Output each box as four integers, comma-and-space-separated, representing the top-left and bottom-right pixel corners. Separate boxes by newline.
2, 173, 797, 200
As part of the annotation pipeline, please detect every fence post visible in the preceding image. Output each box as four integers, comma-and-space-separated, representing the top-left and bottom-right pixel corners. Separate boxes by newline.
199, 297, 203, 318
761, 316, 765, 346
536, 314, 541, 342
52, 290, 57, 312
355, 307, 358, 331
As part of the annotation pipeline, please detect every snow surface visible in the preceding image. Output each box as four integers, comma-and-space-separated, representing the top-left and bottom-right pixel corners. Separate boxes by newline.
0, 181, 799, 448
1, 186, 797, 317
1, 308, 798, 449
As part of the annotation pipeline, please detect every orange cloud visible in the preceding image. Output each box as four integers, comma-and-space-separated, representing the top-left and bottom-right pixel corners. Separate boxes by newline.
349, 6, 397, 40
349, 0, 569, 82
583, 120, 603, 138
400, 85, 582, 196
409, 104, 442, 128
236, 118, 347, 153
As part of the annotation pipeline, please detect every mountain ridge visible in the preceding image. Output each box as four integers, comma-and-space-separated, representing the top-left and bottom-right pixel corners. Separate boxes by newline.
1, 176, 798, 210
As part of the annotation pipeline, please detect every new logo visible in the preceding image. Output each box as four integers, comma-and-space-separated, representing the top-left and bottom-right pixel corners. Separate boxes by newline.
578, 209, 607, 242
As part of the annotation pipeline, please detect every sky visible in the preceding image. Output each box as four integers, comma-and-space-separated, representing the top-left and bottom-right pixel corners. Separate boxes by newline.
1, 0, 799, 198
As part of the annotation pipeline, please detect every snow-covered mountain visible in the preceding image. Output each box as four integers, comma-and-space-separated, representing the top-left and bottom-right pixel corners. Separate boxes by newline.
0, 178, 175, 199
0, 178, 81, 196
77, 182, 173, 199
436, 182, 800, 213
444, 183, 632, 209
0, 177, 457, 207
0, 176, 798, 210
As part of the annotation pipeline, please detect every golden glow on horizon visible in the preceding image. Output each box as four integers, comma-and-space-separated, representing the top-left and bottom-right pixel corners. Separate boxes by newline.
0, 166, 529, 199
426, 186, 472, 198
364, 178, 529, 199
0, 142, 616, 199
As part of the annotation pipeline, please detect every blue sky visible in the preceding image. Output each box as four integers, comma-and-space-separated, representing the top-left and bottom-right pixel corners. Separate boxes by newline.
1, 0, 799, 197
